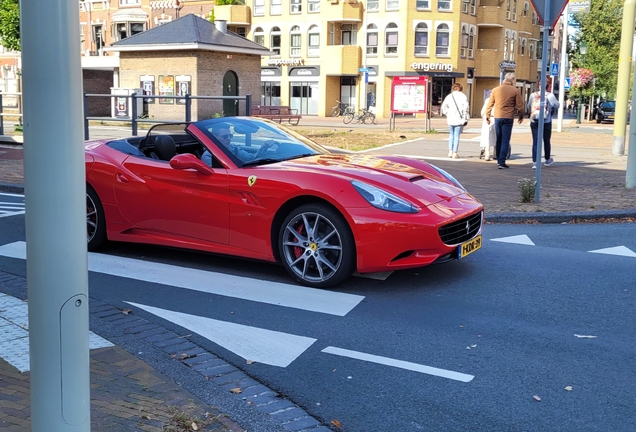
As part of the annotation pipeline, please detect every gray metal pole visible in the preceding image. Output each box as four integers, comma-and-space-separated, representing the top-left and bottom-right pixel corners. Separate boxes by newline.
556, 6, 568, 133
21, 0, 90, 430
534, 18, 552, 202
627, 77, 636, 188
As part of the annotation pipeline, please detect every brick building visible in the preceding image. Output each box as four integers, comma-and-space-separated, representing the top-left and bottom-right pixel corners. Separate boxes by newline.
104, 14, 271, 120
212, 0, 544, 118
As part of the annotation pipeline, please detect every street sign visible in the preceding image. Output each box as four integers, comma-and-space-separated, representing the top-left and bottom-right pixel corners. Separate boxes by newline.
569, 0, 590, 13
564, 77, 571, 90
551, 63, 559, 76
358, 67, 370, 73
529, 0, 569, 28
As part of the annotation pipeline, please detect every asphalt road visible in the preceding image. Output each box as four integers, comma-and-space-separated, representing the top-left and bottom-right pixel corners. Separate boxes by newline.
0, 208, 634, 431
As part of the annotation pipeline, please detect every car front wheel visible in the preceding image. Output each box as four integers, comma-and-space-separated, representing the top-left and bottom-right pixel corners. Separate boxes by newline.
278, 204, 355, 288
87, 185, 107, 251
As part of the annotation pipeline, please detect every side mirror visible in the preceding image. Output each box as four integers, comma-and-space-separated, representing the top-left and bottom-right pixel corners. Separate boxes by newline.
170, 153, 215, 175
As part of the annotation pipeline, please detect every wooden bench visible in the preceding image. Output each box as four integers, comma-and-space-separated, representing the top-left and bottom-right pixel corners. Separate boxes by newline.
251, 105, 302, 125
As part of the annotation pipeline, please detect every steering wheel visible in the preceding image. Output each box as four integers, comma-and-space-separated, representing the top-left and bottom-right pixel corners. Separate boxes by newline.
257, 140, 279, 155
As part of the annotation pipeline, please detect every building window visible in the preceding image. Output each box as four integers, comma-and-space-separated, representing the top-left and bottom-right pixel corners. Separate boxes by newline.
329, 22, 335, 45
290, 25, 301, 56
532, 11, 536, 25
506, 0, 511, 19
520, 38, 526, 55
462, 0, 469, 13
512, 0, 517, 21
341, 24, 357, 45
270, 0, 282, 15
414, 23, 428, 56
468, 26, 475, 58
436, 24, 450, 56
509, 32, 516, 61
368, 0, 380, 11
291, 0, 302, 13
416, 0, 430, 9
470, 0, 476, 14
523, 1, 529, 16
438, 0, 451, 11
119, 0, 140, 5
366, 24, 378, 56
385, 23, 398, 55
529, 43, 535, 60
308, 0, 320, 12
254, 0, 265, 16
254, 27, 264, 46
92, 25, 104, 51
503, 31, 509, 60
235, 27, 246, 37
113, 22, 144, 41
270, 26, 281, 55
386, 0, 399, 10
308, 25, 320, 56
460, 25, 468, 57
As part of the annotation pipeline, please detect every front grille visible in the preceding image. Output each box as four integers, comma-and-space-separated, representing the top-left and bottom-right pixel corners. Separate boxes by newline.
438, 212, 482, 246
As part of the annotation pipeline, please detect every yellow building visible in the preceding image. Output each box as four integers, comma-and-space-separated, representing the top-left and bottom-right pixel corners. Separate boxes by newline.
216, 0, 542, 118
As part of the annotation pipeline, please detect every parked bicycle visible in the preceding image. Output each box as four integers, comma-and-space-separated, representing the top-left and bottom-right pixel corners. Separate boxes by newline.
343, 108, 377, 125
330, 100, 350, 117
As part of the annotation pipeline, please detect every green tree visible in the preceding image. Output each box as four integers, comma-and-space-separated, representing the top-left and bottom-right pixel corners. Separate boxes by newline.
569, 0, 622, 99
0, 0, 20, 52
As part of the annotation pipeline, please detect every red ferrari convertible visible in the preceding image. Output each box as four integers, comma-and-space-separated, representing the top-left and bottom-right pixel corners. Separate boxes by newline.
86, 117, 483, 287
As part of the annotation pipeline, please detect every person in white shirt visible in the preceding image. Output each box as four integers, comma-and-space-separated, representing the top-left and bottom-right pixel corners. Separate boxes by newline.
441, 83, 470, 159
526, 81, 559, 169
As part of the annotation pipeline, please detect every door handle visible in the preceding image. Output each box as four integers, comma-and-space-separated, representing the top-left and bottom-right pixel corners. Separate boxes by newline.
116, 173, 129, 183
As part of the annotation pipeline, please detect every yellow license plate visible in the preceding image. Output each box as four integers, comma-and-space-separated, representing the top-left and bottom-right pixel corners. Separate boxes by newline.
458, 235, 482, 258
609, 115, 615, 119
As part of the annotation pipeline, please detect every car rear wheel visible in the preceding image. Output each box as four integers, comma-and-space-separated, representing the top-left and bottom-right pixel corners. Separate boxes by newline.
87, 185, 107, 251
278, 204, 355, 288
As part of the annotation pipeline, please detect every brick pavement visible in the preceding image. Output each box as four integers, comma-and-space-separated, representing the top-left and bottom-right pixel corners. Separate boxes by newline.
0, 347, 244, 432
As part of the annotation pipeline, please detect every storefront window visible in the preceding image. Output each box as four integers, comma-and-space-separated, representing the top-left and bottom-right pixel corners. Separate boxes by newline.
290, 82, 319, 115
261, 82, 281, 106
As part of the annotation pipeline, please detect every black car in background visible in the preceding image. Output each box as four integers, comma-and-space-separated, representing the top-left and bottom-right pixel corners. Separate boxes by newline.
596, 100, 616, 123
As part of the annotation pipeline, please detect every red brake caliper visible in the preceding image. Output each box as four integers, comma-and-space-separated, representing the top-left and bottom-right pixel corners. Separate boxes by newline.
293, 223, 305, 259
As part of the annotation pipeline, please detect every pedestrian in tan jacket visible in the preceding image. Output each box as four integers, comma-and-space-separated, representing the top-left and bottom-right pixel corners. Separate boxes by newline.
485, 72, 524, 169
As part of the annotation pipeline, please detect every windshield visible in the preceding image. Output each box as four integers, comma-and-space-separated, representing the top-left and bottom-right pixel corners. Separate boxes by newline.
601, 101, 615, 109
194, 117, 329, 167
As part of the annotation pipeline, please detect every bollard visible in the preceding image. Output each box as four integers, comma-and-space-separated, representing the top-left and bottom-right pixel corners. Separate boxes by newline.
131, 93, 138, 136
246, 94, 252, 116
0, 93, 4, 136
83, 92, 89, 140
185, 94, 191, 122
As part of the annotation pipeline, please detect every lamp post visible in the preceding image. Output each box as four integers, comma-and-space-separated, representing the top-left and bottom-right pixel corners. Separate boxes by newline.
576, 41, 588, 124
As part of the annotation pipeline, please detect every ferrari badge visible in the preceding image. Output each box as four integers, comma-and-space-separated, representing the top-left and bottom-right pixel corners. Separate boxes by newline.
248, 175, 257, 187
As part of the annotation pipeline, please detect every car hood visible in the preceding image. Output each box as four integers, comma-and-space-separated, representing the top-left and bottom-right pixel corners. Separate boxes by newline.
275, 154, 466, 206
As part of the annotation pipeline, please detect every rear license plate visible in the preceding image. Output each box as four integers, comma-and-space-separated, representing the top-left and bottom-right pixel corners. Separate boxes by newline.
458, 235, 481, 258
609, 115, 615, 119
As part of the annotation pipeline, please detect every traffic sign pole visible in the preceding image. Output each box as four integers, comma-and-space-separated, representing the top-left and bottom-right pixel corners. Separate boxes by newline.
557, 4, 569, 133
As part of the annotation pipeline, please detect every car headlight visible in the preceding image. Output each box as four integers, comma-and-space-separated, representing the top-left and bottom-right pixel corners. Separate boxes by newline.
351, 181, 418, 213
429, 165, 466, 192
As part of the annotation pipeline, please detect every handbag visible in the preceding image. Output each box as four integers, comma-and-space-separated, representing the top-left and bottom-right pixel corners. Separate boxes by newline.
451, 93, 469, 126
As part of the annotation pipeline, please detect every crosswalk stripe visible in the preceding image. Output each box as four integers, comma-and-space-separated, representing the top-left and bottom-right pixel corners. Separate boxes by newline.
127, 302, 316, 367
0, 293, 113, 373
321, 346, 474, 382
0, 241, 365, 316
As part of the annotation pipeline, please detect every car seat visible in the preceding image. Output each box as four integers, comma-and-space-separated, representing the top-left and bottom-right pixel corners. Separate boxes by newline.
153, 135, 176, 161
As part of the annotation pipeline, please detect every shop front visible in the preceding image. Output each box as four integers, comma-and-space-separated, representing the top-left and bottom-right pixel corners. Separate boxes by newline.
289, 66, 320, 115
261, 67, 281, 106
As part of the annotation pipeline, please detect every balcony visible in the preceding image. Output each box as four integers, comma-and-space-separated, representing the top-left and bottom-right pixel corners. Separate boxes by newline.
322, 0, 363, 22
477, 4, 508, 24
321, 45, 362, 75
213, 5, 251, 25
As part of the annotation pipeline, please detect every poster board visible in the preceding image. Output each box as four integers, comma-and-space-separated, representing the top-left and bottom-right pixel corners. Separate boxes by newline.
158, 75, 175, 104
390, 76, 429, 114
176, 75, 191, 105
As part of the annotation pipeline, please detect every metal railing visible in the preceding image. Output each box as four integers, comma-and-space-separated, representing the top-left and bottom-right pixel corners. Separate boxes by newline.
83, 92, 253, 140
0, 92, 23, 136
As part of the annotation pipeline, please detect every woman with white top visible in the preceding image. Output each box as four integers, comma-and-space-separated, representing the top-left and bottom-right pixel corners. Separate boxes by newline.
441, 83, 470, 159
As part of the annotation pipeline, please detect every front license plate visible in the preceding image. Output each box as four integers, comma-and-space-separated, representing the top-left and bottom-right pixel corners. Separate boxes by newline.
458, 235, 482, 258
609, 115, 615, 119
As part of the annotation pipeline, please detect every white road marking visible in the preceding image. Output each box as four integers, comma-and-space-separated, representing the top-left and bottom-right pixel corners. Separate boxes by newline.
0, 241, 364, 316
127, 302, 316, 368
588, 246, 636, 258
0, 193, 24, 198
0, 197, 25, 218
490, 234, 535, 245
321, 346, 474, 382
0, 293, 113, 373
